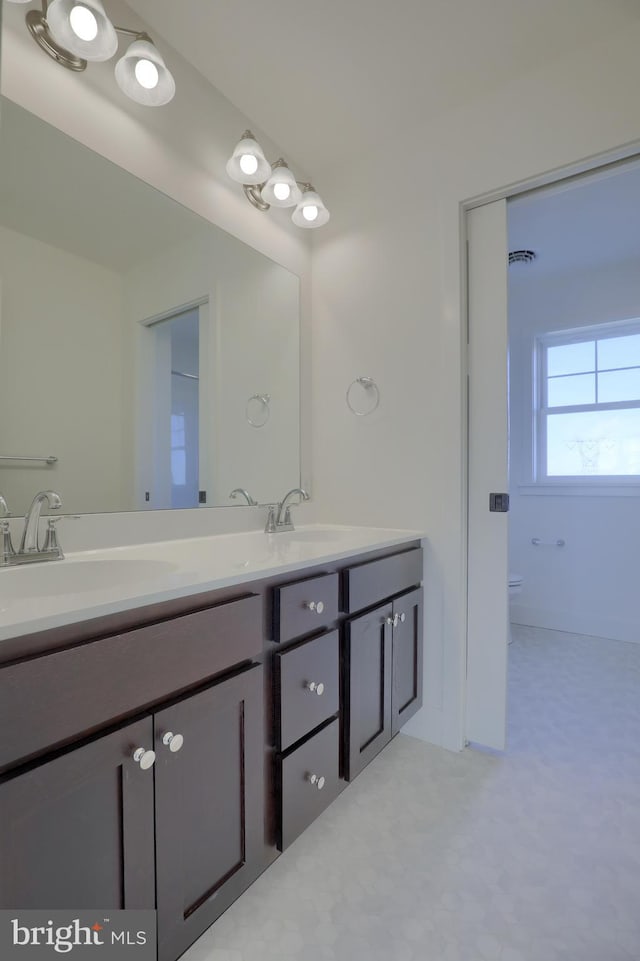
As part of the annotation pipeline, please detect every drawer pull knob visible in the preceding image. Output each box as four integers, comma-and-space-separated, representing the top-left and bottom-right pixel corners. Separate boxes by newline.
133, 747, 156, 770
306, 681, 325, 696
162, 732, 184, 753
306, 600, 325, 614
307, 773, 326, 790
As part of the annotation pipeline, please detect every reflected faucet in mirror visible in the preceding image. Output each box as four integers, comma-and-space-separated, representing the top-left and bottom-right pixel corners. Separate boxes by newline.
229, 488, 258, 506
265, 488, 310, 533
0, 490, 65, 567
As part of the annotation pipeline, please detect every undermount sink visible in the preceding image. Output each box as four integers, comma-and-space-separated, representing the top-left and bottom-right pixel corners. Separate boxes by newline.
0, 558, 178, 600
283, 527, 360, 543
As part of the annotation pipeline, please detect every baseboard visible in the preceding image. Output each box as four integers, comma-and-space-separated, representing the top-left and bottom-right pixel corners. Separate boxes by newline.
510, 603, 640, 644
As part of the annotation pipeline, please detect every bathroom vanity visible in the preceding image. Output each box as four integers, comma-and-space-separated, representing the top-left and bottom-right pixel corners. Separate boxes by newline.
0, 526, 424, 961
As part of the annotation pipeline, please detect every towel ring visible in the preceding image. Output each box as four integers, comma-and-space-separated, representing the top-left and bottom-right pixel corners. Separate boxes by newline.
246, 393, 270, 428
346, 376, 380, 416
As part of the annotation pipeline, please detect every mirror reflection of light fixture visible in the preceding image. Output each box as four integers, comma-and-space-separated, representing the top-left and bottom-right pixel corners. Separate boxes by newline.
7, 0, 176, 105
227, 132, 329, 229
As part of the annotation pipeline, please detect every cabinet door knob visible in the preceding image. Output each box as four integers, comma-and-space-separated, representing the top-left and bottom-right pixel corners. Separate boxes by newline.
133, 747, 156, 770
307, 773, 326, 790
162, 731, 184, 752
386, 616, 394, 626
306, 681, 325, 696
306, 600, 325, 614
398, 612, 406, 623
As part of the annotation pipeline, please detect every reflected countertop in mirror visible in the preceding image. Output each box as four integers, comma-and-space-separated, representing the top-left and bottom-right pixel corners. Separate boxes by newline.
0, 97, 301, 516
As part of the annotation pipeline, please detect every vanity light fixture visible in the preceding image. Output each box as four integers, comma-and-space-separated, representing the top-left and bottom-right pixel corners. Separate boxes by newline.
226, 131, 329, 229
7, 0, 176, 106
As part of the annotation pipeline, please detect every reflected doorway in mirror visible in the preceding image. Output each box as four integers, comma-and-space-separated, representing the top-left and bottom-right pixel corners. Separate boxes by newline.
136, 299, 212, 511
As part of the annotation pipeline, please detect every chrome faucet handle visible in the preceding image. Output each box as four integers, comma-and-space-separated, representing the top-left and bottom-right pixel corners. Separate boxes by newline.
263, 504, 279, 534
0, 495, 10, 518
41, 517, 64, 558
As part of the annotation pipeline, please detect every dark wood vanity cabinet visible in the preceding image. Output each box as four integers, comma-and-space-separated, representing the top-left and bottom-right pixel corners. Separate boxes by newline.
343, 551, 424, 781
0, 539, 423, 961
0, 663, 265, 961
391, 587, 424, 735
154, 665, 264, 961
0, 717, 156, 911
271, 545, 423, 844
0, 592, 267, 961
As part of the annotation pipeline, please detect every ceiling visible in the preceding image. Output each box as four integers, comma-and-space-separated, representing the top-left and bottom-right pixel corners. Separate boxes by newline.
509, 159, 640, 277
127, 0, 640, 177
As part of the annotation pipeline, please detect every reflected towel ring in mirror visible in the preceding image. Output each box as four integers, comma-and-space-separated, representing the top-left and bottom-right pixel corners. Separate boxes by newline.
246, 393, 270, 428
346, 377, 380, 416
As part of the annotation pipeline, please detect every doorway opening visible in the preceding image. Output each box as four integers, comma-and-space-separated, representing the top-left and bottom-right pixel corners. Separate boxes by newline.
466, 155, 640, 752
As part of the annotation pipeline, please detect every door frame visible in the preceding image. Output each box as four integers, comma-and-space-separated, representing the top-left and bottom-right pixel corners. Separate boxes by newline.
461, 138, 640, 748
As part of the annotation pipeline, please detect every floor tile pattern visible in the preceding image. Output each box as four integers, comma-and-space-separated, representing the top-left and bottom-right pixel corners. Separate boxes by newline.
183, 626, 640, 961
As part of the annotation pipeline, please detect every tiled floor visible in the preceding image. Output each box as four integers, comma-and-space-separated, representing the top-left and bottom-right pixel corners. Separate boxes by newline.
183, 626, 640, 961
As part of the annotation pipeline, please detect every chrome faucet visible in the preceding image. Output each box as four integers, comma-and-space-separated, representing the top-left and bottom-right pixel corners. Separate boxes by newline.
265, 488, 310, 533
4, 490, 64, 566
20, 490, 62, 553
229, 488, 258, 506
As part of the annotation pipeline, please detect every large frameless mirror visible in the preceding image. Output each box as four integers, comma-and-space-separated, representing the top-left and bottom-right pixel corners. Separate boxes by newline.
0, 97, 301, 515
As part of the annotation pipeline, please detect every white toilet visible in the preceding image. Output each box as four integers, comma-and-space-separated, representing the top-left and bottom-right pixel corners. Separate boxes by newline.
508, 574, 523, 644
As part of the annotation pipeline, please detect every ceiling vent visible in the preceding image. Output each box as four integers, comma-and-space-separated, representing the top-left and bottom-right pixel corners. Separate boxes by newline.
508, 249, 537, 265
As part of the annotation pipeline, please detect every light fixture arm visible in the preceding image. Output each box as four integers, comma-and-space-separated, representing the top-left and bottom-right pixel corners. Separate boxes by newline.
112, 26, 153, 42
241, 166, 314, 214
27, 1, 86, 72
243, 184, 270, 212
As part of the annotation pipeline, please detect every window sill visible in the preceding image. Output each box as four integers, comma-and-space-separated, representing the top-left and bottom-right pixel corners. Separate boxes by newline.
518, 483, 640, 497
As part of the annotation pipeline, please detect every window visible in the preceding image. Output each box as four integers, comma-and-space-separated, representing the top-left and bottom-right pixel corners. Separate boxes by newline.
536, 321, 640, 481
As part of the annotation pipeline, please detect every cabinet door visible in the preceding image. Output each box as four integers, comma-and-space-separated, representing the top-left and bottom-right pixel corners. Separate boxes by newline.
0, 718, 155, 910
154, 665, 264, 961
344, 603, 393, 780
391, 588, 424, 735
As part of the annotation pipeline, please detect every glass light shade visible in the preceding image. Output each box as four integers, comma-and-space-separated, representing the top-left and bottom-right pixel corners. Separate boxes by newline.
226, 133, 272, 186
114, 39, 176, 106
261, 162, 302, 208
291, 187, 330, 228
46, 0, 118, 61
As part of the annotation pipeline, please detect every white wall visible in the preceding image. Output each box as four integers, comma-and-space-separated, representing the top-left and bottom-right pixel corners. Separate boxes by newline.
509, 259, 640, 643
0, 224, 126, 515
311, 20, 640, 749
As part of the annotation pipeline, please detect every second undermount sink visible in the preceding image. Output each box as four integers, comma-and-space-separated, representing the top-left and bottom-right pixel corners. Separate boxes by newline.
280, 527, 361, 544
0, 558, 178, 601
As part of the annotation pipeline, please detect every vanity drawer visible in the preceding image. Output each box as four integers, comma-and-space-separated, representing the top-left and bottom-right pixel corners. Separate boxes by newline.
277, 718, 341, 851
274, 630, 339, 751
273, 572, 339, 642
342, 547, 423, 613
0, 593, 262, 771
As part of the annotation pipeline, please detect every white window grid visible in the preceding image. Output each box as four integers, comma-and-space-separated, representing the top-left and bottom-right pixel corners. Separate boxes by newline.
534, 318, 640, 483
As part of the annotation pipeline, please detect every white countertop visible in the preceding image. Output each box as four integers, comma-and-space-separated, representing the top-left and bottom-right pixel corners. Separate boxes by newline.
0, 525, 424, 642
